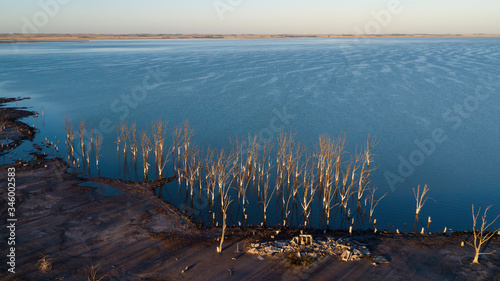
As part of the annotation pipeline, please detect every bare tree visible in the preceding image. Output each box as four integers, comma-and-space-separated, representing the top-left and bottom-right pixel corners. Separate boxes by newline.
119, 121, 129, 156
152, 119, 168, 178
283, 134, 296, 194
87, 124, 94, 150
218, 189, 233, 253
245, 134, 258, 180
260, 151, 274, 224
181, 121, 194, 171
94, 134, 103, 172
140, 131, 151, 180
172, 125, 182, 171
413, 184, 430, 215
85, 132, 93, 166
356, 135, 377, 201
301, 160, 317, 227
214, 149, 234, 253
115, 123, 121, 152
276, 132, 291, 195
185, 146, 200, 197
290, 143, 303, 200
255, 144, 271, 195
78, 119, 86, 161
65, 118, 75, 158
204, 148, 217, 204
231, 139, 243, 197
317, 136, 337, 220
129, 122, 138, 164
317, 136, 331, 209
230, 135, 259, 215
368, 187, 387, 221
339, 159, 358, 211
469, 205, 500, 264
282, 192, 294, 227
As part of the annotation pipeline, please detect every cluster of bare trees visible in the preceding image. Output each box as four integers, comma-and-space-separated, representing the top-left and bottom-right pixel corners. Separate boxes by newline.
66, 117, 389, 229
142, 128, 387, 252
64, 118, 102, 173
65, 118, 393, 252
105, 119, 197, 181
195, 132, 384, 230
63, 119, 500, 260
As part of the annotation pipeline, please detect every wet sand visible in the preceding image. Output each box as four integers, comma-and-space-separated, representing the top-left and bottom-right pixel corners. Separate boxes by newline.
1, 99, 499, 280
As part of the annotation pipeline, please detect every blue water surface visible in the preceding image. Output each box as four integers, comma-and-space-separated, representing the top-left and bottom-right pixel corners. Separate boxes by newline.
1, 38, 499, 232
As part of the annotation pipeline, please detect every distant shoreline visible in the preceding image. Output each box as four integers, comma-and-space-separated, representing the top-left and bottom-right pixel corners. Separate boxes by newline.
1, 33, 500, 42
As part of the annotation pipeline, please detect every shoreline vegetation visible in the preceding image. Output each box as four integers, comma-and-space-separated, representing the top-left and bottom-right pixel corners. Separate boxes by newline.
1, 33, 500, 43
2, 95, 500, 280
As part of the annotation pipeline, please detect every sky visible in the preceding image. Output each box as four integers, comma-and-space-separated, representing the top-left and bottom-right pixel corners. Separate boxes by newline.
1, 0, 499, 34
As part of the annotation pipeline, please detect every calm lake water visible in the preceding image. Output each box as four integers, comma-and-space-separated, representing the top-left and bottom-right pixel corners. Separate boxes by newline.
1, 38, 499, 232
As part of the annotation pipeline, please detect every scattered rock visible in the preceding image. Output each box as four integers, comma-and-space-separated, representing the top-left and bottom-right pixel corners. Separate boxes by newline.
373, 256, 389, 264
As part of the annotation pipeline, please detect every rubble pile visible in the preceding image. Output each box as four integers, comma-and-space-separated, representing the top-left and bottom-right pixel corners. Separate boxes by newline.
246, 234, 374, 262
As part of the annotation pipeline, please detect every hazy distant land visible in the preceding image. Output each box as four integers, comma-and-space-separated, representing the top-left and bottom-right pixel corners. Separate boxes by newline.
1, 33, 499, 43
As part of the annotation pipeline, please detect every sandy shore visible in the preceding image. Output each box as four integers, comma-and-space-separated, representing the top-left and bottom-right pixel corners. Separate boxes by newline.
1, 33, 500, 42
1, 99, 499, 280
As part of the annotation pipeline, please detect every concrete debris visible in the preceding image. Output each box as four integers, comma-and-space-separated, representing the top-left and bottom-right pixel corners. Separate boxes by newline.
291, 234, 313, 245
341, 249, 352, 261
246, 235, 378, 264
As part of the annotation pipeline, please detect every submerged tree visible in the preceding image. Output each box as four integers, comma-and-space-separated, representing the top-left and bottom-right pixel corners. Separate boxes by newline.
78, 119, 86, 162
317, 136, 338, 226
301, 160, 317, 227
414, 184, 430, 215
129, 122, 138, 164
152, 119, 168, 178
204, 148, 217, 205
368, 187, 387, 222
140, 131, 151, 180
85, 132, 93, 166
261, 167, 274, 224
65, 118, 75, 159
181, 121, 194, 171
94, 134, 103, 172
185, 146, 200, 197
119, 121, 129, 156
356, 135, 377, 201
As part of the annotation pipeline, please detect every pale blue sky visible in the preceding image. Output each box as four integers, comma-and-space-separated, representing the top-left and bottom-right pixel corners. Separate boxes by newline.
1, 0, 499, 34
